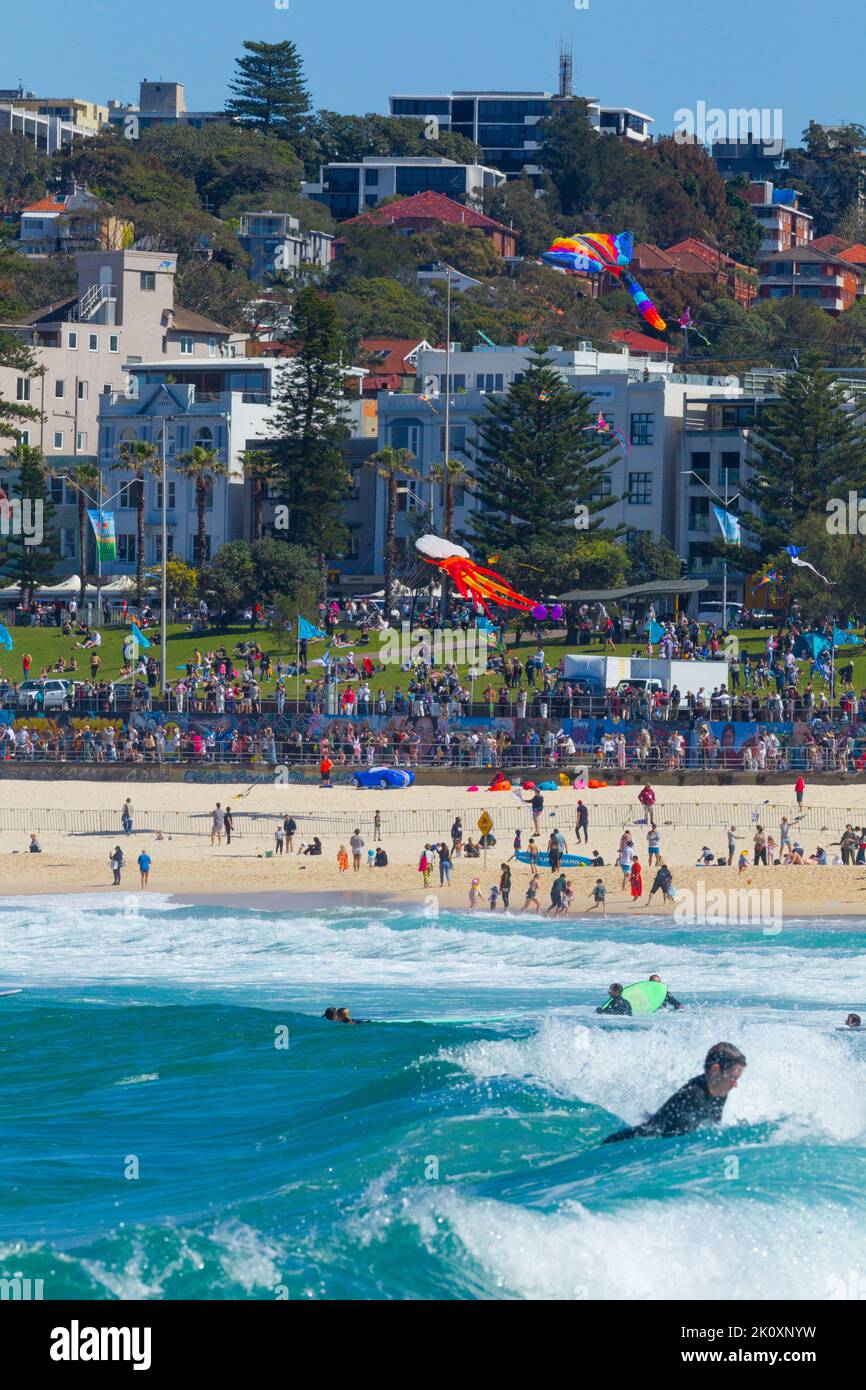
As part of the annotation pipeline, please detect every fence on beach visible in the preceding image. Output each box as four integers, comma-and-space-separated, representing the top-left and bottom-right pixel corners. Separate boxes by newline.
0, 799, 857, 841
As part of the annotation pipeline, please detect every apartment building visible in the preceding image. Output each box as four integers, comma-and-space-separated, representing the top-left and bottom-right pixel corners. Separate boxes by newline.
0, 90, 108, 131
301, 157, 506, 221
106, 81, 225, 132
745, 181, 813, 255
18, 186, 133, 256
759, 245, 863, 313
388, 90, 652, 177
354, 344, 745, 586
236, 212, 335, 282
0, 249, 246, 571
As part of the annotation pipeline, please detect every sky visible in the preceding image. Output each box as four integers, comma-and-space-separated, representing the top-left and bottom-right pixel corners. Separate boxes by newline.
4, 0, 866, 148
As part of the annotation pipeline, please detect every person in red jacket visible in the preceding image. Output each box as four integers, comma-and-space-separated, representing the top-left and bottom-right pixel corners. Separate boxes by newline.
795, 774, 806, 812
638, 783, 657, 829
320, 756, 333, 787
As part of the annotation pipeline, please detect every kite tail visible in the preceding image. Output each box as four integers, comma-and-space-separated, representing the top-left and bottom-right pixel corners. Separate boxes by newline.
622, 269, 666, 331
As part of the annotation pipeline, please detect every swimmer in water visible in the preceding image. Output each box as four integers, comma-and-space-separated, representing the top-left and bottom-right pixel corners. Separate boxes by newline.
597, 983, 632, 1016
648, 973, 684, 1010
845, 1013, 861, 1028
602, 1042, 746, 1144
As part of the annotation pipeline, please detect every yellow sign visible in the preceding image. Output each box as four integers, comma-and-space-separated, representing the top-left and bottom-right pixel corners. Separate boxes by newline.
477, 812, 493, 836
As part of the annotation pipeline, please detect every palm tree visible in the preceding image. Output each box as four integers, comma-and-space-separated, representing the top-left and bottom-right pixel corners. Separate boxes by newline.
430, 456, 476, 617
177, 444, 228, 573
114, 439, 160, 603
363, 446, 420, 618
60, 462, 101, 605
240, 448, 278, 542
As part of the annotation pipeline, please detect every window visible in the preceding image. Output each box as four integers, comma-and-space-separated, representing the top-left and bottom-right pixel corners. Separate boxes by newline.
109, 335, 119, 353
77, 381, 88, 400
209, 337, 218, 358
179, 335, 194, 355
54, 380, 65, 399
88, 333, 99, 351
140, 272, 156, 291
690, 451, 710, 483
630, 413, 654, 446
53, 431, 63, 450
193, 426, 214, 448
720, 451, 741, 487
155, 479, 176, 510
117, 533, 137, 562
590, 475, 612, 502
76, 432, 86, 452
19, 430, 30, 446
440, 426, 467, 453
628, 472, 653, 505
16, 378, 31, 402
389, 420, 422, 455
49, 477, 65, 505
118, 480, 142, 509
68, 332, 78, 350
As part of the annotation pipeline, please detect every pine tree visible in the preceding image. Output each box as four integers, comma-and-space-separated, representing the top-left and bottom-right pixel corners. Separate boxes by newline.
0, 332, 41, 444
269, 288, 350, 593
225, 40, 311, 138
0, 445, 59, 604
462, 353, 619, 558
741, 353, 866, 563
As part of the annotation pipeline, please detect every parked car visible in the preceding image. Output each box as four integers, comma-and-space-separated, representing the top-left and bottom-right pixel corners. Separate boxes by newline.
695, 601, 743, 627
16, 679, 70, 711
353, 767, 415, 790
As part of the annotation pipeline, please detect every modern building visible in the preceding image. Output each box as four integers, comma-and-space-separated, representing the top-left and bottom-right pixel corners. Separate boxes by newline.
18, 186, 133, 257
106, 81, 225, 132
388, 91, 653, 176
337, 190, 518, 258
236, 212, 334, 283
0, 89, 108, 131
711, 136, 788, 184
301, 157, 506, 221
356, 343, 744, 586
0, 94, 98, 152
744, 181, 813, 255
0, 249, 245, 571
758, 245, 863, 313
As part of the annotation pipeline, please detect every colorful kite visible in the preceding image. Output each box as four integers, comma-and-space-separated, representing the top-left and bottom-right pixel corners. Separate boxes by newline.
415, 536, 535, 618
541, 231, 666, 331
754, 568, 779, 588
785, 545, 831, 585
581, 411, 629, 454
673, 306, 711, 347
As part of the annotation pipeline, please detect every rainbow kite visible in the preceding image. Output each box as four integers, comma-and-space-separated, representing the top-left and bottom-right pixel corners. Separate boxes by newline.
541, 231, 666, 331
582, 411, 629, 454
415, 536, 535, 618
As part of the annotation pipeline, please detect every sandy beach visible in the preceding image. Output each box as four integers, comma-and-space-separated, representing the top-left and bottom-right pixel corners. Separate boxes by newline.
0, 774, 864, 916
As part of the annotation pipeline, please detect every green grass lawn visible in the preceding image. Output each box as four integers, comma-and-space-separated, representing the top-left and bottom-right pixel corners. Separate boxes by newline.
3, 621, 858, 703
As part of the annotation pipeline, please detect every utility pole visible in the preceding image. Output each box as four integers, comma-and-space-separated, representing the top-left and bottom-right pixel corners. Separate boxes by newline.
161, 417, 169, 696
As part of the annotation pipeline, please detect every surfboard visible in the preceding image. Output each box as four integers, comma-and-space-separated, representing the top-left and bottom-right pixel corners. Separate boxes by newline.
516, 851, 593, 868
600, 980, 669, 1017
0, 989, 22, 998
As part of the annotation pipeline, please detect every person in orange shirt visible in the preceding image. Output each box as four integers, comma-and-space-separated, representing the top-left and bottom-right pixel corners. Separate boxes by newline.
320, 755, 333, 787
337, 845, 349, 872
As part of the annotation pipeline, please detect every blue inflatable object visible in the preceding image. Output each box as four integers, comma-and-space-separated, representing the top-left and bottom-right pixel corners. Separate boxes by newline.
354, 767, 415, 790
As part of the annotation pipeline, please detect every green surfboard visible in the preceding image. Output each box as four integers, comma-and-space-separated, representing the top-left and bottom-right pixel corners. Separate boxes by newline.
601, 980, 668, 1016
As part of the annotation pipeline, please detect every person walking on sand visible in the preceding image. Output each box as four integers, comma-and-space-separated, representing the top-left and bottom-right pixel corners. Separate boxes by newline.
121, 798, 133, 835
795, 773, 806, 814
418, 846, 432, 889
588, 878, 607, 918
211, 803, 225, 847
110, 845, 123, 885
438, 841, 452, 886
575, 799, 589, 844
374, 809, 382, 843
528, 788, 544, 834
284, 816, 296, 852
337, 844, 349, 873
224, 805, 234, 845
469, 877, 481, 911
275, 821, 285, 855
630, 857, 643, 903
137, 849, 151, 889
499, 863, 512, 910
727, 825, 737, 867
349, 829, 364, 872
638, 783, 657, 829
522, 871, 541, 913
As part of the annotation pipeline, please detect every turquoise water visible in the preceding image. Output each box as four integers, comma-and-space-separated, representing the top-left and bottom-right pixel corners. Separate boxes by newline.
1, 895, 865, 1300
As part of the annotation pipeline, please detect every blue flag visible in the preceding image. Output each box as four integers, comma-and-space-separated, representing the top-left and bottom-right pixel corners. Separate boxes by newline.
648, 619, 664, 643
298, 616, 326, 640
712, 505, 741, 544
131, 622, 150, 650
0, 624, 13, 652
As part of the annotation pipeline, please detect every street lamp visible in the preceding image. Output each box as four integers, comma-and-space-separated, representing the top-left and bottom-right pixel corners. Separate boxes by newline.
680, 468, 742, 626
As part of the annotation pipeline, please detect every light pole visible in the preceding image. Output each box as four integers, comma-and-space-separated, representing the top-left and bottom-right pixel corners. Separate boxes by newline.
440, 266, 454, 627
161, 418, 169, 697
680, 469, 741, 625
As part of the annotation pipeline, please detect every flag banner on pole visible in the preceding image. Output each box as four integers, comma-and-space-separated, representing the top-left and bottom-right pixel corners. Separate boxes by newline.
0, 624, 13, 651
131, 622, 150, 650
648, 619, 664, 643
298, 616, 326, 640
711, 505, 741, 544
87, 510, 117, 561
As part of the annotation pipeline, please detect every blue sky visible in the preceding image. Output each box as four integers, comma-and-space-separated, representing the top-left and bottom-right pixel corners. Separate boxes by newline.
4, 0, 865, 147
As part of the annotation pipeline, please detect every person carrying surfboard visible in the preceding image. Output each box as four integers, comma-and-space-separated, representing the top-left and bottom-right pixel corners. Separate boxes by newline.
648, 974, 683, 1009
602, 1043, 746, 1144
597, 983, 631, 1015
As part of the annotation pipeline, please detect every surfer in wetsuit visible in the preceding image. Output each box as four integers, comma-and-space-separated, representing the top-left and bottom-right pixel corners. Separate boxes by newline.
602, 1042, 746, 1144
597, 983, 632, 1016
648, 973, 684, 1010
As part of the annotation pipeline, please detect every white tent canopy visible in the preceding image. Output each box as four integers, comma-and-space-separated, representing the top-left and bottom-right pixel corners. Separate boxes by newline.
0, 574, 138, 599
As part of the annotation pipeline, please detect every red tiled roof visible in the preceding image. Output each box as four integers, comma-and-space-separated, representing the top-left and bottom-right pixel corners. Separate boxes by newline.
631, 243, 681, 272
344, 190, 513, 236
666, 237, 738, 270
359, 337, 428, 376
812, 234, 866, 265
608, 328, 671, 357
21, 197, 67, 214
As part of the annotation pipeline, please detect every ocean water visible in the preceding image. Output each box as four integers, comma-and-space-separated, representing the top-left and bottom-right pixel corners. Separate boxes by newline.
1, 894, 865, 1301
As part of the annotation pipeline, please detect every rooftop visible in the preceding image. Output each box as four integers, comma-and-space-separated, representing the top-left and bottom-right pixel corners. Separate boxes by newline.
343, 190, 514, 236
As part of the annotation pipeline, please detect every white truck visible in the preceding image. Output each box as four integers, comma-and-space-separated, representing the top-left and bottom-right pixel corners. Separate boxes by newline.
560, 655, 729, 709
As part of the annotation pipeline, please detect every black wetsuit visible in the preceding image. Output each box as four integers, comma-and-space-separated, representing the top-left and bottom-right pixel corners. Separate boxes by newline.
660, 991, 682, 1009
602, 1073, 726, 1143
597, 995, 632, 1016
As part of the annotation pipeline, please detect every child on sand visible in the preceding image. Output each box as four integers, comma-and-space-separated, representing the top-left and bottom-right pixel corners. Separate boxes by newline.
337, 845, 349, 873
469, 877, 480, 911
588, 879, 607, 918
488, 884, 500, 912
